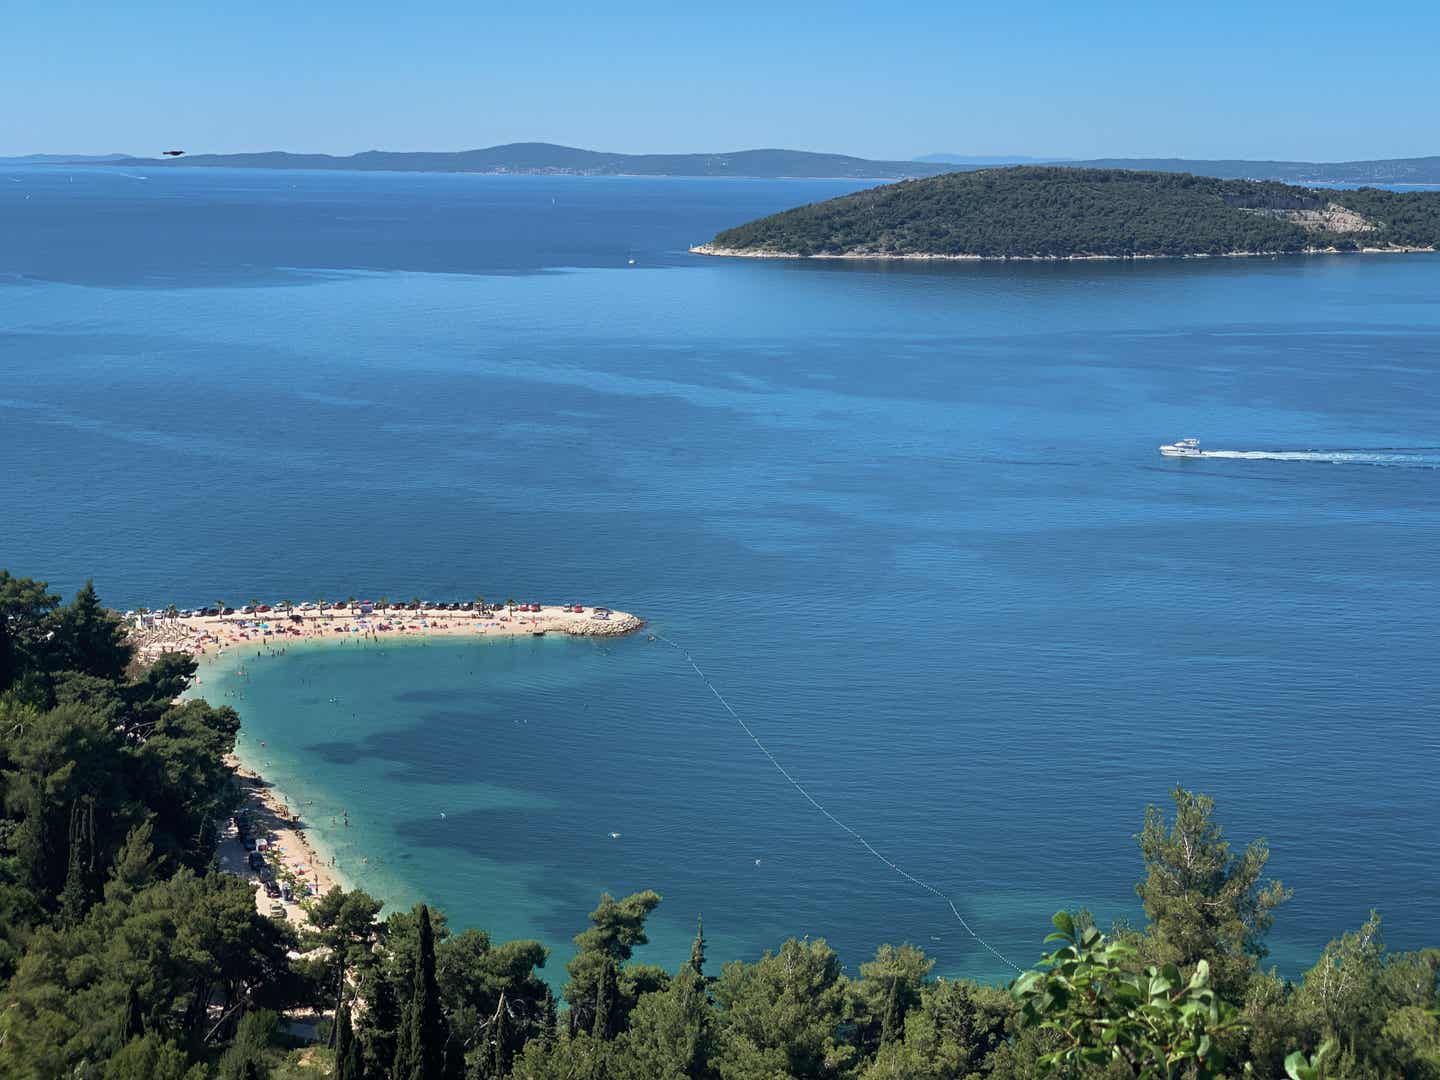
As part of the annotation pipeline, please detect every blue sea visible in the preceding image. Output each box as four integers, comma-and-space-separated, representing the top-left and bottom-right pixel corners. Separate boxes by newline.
4, 164, 1439, 986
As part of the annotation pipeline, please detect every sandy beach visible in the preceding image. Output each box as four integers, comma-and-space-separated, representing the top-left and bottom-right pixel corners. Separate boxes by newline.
217, 756, 345, 926
130, 601, 643, 662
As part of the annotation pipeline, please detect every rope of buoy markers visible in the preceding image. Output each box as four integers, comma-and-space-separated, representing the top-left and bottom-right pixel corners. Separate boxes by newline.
651, 632, 1022, 974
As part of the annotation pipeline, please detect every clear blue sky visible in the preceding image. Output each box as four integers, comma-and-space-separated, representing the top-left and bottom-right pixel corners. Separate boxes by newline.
5, 1, 1438, 160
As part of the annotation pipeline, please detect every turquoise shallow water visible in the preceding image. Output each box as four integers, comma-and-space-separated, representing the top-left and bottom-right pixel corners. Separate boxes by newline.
7, 165, 1440, 984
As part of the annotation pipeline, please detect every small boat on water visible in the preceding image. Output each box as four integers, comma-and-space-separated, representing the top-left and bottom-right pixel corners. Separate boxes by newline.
1159, 438, 1203, 458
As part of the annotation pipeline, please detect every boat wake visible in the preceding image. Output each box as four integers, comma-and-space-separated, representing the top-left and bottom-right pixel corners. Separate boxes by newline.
1197, 447, 1440, 468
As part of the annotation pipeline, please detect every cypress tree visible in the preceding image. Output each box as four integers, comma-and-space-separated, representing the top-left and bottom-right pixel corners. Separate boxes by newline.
334, 1003, 355, 1080
13, 781, 52, 899
592, 959, 617, 1040
879, 977, 902, 1046
488, 993, 511, 1077
401, 903, 448, 1080
121, 984, 145, 1042
688, 916, 706, 977
59, 798, 96, 927
370, 974, 401, 1076
442, 1030, 466, 1080
342, 1034, 364, 1080
393, 998, 415, 1080
540, 992, 558, 1049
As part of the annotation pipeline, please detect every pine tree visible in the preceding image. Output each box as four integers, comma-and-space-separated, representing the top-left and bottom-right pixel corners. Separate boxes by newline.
593, 959, 618, 1040
49, 580, 132, 681
612, 962, 714, 1080
107, 820, 157, 902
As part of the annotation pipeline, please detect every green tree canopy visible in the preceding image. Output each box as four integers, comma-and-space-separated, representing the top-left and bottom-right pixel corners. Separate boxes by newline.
1135, 786, 1290, 999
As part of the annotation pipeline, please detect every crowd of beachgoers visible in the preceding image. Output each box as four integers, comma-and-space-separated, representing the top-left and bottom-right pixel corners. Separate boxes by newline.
126, 598, 643, 661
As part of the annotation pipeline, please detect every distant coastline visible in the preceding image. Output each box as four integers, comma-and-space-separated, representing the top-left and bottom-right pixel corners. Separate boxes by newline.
20, 141, 1440, 185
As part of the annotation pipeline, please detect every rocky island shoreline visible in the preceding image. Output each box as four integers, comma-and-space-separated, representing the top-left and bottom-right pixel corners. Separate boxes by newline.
696, 166, 1440, 261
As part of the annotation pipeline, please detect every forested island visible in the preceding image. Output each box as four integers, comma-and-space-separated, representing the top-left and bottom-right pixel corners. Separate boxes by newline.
696, 167, 1440, 260
2, 569, 1438, 1078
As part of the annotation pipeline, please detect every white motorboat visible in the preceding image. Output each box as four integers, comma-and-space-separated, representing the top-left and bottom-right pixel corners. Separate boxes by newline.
1159, 438, 1203, 458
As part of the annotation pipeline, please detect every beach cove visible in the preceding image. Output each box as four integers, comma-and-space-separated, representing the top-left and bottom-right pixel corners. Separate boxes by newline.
162, 601, 642, 930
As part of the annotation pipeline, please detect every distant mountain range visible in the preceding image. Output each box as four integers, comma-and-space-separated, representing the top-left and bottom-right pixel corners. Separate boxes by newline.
916, 154, 1055, 165
105, 143, 953, 180
9, 143, 1440, 184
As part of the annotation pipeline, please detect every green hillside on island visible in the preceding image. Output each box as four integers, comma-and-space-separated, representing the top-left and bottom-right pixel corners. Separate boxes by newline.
701, 167, 1440, 259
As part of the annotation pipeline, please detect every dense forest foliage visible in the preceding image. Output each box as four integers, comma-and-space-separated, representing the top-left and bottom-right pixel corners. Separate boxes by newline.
705, 168, 1440, 258
1066, 157, 1440, 184
2, 570, 1437, 1077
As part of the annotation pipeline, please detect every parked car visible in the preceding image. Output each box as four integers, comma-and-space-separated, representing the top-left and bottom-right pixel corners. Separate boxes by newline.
263, 880, 281, 898
280, 882, 293, 901
248, 851, 265, 871
242, 836, 257, 852
269, 903, 287, 919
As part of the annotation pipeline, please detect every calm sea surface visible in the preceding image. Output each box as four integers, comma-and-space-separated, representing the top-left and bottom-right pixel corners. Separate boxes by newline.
4, 165, 1438, 985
